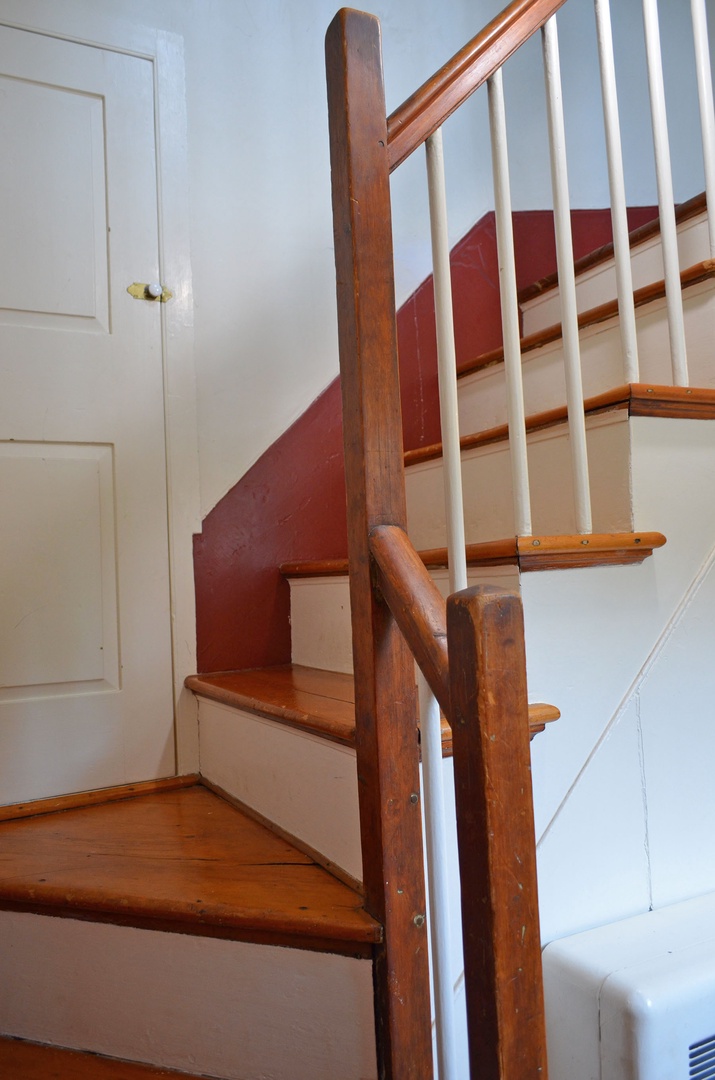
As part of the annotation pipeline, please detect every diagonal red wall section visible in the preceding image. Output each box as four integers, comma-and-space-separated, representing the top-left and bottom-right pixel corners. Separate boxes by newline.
194, 206, 656, 673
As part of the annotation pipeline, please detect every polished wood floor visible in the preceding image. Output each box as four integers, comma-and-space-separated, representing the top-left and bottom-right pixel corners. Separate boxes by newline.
0, 1037, 213, 1079
0, 783, 379, 956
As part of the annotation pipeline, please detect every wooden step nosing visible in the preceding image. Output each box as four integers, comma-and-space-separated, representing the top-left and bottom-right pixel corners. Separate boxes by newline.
281, 531, 666, 580
0, 899, 379, 958
518, 192, 708, 305
186, 674, 356, 747
460, 258, 715, 379
185, 665, 556, 749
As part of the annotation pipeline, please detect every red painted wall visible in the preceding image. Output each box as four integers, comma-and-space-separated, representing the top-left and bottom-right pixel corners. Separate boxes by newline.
194, 206, 657, 673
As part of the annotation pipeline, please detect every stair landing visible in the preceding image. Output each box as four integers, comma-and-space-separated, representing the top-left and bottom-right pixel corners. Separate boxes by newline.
0, 782, 379, 957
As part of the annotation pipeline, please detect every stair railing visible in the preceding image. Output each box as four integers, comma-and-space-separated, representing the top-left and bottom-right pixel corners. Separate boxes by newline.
326, 1, 714, 1076
326, 4, 567, 1078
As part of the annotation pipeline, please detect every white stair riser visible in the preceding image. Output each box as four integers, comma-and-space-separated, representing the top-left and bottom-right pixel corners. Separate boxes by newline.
461, 279, 715, 435
289, 566, 518, 676
521, 212, 709, 336
0, 912, 377, 1080
406, 411, 632, 549
197, 697, 362, 883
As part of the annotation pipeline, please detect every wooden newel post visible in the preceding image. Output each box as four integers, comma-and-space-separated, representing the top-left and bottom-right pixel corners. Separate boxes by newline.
447, 586, 548, 1079
326, 9, 433, 1080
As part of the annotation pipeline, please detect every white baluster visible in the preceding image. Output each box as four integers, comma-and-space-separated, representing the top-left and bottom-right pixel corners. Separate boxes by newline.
418, 672, 458, 1080
425, 129, 468, 593
594, 0, 640, 383
642, 0, 689, 385
542, 16, 593, 534
421, 127, 465, 1080
691, 0, 715, 259
487, 68, 533, 537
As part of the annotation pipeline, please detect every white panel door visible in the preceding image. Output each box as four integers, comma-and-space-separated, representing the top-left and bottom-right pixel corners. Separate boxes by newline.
0, 26, 175, 802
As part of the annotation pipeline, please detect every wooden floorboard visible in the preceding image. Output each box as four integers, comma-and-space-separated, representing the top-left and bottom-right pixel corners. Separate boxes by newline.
0, 784, 379, 955
0, 1037, 213, 1080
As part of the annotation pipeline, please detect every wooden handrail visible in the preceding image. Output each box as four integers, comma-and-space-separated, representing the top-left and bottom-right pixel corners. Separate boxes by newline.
387, 0, 569, 170
448, 586, 548, 1079
369, 525, 451, 717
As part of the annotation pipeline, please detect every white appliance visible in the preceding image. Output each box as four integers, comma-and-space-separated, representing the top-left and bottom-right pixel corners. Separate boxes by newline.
542, 892, 715, 1079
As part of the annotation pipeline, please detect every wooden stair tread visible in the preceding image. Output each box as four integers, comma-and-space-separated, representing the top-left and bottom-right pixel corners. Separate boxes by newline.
280, 532, 666, 578
0, 1037, 213, 1080
0, 783, 380, 955
186, 664, 559, 744
405, 384, 715, 468
186, 664, 356, 746
519, 191, 707, 304
461, 258, 715, 378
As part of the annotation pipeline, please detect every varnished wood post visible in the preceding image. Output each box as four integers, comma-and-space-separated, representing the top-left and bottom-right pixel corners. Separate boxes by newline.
447, 586, 548, 1079
325, 10, 433, 1080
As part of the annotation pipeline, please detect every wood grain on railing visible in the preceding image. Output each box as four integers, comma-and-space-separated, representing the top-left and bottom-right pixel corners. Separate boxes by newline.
447, 586, 548, 1079
387, 0, 569, 170
326, 9, 432, 1078
369, 524, 451, 717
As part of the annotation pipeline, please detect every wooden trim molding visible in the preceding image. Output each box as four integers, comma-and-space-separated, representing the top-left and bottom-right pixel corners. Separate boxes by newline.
515, 531, 667, 570
0, 774, 199, 823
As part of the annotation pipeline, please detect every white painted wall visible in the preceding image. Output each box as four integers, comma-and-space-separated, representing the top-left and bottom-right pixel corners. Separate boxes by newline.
3, 0, 708, 516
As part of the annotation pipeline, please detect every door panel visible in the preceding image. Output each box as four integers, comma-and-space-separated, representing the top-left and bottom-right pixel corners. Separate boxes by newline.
0, 27, 175, 802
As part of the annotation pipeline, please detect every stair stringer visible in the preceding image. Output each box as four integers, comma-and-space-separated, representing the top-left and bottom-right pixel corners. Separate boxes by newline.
525, 417, 715, 943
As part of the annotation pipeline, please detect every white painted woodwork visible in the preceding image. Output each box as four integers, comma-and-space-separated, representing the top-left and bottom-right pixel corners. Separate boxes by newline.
0, 912, 377, 1080
417, 671, 459, 1080
488, 67, 532, 536
528, 419, 715, 942
521, 210, 710, 336
459, 278, 715, 438
288, 567, 520, 679
691, 0, 715, 259
642, 0, 689, 385
196, 697, 362, 882
593, 0, 639, 382
0, 27, 174, 802
425, 128, 468, 595
542, 15, 592, 533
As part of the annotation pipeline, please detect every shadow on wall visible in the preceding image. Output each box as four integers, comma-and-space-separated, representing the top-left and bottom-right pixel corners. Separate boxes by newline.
193, 205, 657, 674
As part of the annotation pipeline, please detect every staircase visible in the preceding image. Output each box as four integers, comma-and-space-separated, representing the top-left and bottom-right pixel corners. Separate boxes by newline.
2, 1, 715, 1078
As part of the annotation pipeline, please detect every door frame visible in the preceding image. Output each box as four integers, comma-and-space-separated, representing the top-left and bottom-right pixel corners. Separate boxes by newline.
0, 3, 201, 773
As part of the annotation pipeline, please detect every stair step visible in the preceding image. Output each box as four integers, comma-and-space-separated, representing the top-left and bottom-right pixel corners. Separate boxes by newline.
462, 259, 715, 380
405, 383, 715, 468
519, 191, 707, 305
188, 663, 559, 746
0, 1036, 211, 1079
282, 532, 666, 574
0, 782, 379, 956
